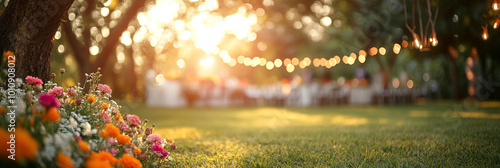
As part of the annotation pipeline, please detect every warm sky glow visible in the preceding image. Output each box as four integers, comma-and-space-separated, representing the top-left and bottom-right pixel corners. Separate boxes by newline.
136, 0, 258, 56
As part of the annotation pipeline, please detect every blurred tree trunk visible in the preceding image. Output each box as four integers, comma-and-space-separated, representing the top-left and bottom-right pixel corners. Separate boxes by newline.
61, 0, 147, 86
0, 0, 74, 82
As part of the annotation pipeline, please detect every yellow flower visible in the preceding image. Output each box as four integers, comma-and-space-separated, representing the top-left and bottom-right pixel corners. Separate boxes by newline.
78, 141, 90, 152
57, 152, 74, 168
87, 95, 96, 103
0, 127, 39, 161
44, 107, 60, 122
118, 154, 142, 168
102, 103, 109, 109
117, 134, 131, 145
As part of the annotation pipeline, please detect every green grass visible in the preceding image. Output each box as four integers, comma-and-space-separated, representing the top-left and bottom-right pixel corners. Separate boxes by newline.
125, 102, 500, 167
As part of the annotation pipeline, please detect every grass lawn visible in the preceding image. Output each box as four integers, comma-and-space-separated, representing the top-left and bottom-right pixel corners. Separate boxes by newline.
125, 102, 500, 167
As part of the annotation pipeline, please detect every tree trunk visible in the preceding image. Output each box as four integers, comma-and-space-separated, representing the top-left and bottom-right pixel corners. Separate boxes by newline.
0, 0, 74, 82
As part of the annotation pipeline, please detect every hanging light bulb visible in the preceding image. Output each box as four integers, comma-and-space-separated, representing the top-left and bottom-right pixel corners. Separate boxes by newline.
482, 26, 489, 40
494, 18, 500, 29
494, 0, 499, 11
412, 34, 422, 49
429, 33, 438, 47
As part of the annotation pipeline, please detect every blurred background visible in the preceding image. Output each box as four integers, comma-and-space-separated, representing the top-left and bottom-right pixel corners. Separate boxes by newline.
3, 0, 500, 107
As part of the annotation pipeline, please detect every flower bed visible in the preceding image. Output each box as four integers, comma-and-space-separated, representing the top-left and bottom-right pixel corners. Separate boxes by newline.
0, 52, 175, 168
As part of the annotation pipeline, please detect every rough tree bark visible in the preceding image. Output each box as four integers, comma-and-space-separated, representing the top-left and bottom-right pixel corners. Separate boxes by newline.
0, 0, 74, 82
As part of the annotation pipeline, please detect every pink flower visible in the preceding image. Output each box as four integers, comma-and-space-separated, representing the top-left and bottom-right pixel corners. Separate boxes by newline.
67, 88, 76, 96
170, 144, 177, 150
48, 86, 64, 97
139, 154, 147, 160
145, 128, 152, 135
146, 134, 162, 145
151, 144, 163, 152
102, 112, 112, 123
151, 144, 169, 159
110, 148, 117, 156
160, 150, 169, 159
126, 115, 141, 127
119, 122, 129, 131
97, 84, 112, 94
25, 76, 43, 86
38, 94, 61, 108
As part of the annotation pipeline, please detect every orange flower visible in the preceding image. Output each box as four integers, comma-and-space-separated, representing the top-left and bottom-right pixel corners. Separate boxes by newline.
99, 130, 109, 139
89, 151, 118, 165
43, 107, 60, 122
57, 152, 74, 168
85, 159, 112, 168
117, 134, 131, 145
87, 95, 96, 103
102, 103, 109, 109
78, 140, 90, 152
118, 154, 142, 168
133, 147, 141, 156
4, 51, 14, 62
0, 127, 39, 161
99, 123, 120, 139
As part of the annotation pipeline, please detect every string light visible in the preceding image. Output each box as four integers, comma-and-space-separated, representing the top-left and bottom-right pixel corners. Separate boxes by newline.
274, 59, 282, 67
379, 47, 387, 55
286, 64, 295, 73
215, 42, 411, 72
393, 43, 401, 54
369, 47, 378, 56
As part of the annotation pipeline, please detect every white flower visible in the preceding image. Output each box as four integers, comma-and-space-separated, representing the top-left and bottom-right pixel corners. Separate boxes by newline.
81, 122, 91, 135
15, 97, 26, 114
69, 117, 78, 128
15, 78, 23, 87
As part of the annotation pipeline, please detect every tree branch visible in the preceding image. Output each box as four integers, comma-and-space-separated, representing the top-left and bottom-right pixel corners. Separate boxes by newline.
93, 0, 147, 69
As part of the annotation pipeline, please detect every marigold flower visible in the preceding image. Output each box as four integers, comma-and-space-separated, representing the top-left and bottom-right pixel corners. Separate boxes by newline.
4, 51, 14, 61
117, 134, 131, 145
0, 127, 39, 161
78, 141, 90, 152
100, 123, 120, 139
118, 154, 142, 168
99, 130, 109, 139
89, 151, 118, 165
57, 152, 74, 168
44, 107, 60, 122
102, 103, 109, 109
85, 159, 112, 168
133, 147, 141, 156
87, 95, 96, 103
